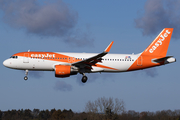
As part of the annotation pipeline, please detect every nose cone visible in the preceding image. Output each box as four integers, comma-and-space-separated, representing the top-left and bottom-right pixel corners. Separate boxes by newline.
3, 60, 8, 67
3, 59, 12, 68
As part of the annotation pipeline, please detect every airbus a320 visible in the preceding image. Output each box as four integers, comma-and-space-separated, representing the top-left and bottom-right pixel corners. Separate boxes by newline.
3, 28, 176, 83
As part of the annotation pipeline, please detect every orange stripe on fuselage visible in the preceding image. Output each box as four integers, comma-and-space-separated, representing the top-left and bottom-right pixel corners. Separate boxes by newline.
13, 52, 118, 71
127, 55, 162, 71
13, 52, 80, 63
95, 64, 118, 71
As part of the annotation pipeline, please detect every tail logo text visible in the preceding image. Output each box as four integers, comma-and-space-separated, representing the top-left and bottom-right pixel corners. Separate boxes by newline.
149, 30, 171, 53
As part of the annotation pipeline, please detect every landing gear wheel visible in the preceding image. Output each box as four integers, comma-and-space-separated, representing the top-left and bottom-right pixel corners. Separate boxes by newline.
81, 76, 88, 83
24, 70, 28, 81
24, 76, 28, 80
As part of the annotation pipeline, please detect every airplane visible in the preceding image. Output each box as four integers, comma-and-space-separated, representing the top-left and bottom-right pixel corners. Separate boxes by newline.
3, 28, 176, 83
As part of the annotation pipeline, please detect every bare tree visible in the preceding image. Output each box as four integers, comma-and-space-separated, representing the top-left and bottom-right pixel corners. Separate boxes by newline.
85, 97, 125, 114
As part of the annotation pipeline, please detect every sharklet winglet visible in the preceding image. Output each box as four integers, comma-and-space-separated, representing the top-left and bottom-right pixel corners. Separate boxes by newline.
104, 41, 114, 53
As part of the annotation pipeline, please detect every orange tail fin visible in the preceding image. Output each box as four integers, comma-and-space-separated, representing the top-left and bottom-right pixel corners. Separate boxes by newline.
142, 28, 173, 57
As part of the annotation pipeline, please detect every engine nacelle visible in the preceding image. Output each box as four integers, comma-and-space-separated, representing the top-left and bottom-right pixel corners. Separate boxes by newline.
55, 65, 77, 78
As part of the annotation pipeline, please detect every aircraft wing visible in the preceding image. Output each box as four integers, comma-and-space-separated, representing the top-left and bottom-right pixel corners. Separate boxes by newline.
72, 41, 114, 70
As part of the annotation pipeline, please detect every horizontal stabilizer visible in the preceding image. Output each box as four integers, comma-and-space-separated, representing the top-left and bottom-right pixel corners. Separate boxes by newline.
153, 56, 176, 64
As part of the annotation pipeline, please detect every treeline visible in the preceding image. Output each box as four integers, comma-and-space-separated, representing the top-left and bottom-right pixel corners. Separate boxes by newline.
0, 109, 180, 120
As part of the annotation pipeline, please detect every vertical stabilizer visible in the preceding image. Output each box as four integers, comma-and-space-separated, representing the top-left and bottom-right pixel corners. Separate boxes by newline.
142, 28, 173, 57
128, 28, 174, 71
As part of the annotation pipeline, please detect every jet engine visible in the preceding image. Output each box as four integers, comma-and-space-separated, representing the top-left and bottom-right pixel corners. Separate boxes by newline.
55, 65, 77, 78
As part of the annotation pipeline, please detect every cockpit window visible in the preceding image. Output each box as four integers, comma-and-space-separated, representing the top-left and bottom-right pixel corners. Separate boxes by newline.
10, 56, 18, 59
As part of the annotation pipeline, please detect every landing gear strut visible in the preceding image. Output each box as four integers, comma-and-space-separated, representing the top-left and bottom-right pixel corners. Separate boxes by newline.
24, 70, 28, 80
81, 73, 88, 83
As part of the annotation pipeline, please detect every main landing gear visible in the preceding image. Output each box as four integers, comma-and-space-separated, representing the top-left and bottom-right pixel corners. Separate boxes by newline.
24, 70, 28, 80
81, 73, 88, 83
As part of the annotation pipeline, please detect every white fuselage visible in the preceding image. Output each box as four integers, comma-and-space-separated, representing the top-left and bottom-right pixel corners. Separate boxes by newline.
3, 52, 141, 73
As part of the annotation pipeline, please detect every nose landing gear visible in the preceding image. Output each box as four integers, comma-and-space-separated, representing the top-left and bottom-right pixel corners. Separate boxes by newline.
24, 76, 28, 80
24, 70, 28, 80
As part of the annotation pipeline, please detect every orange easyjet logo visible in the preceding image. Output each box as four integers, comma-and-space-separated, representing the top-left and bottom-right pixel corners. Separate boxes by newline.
31, 53, 55, 58
149, 30, 171, 53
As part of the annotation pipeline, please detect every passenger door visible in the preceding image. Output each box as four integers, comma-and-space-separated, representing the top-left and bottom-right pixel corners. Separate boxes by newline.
23, 53, 29, 63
